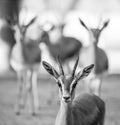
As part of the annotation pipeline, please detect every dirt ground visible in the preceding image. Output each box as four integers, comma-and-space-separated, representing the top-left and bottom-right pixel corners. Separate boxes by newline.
0, 73, 120, 125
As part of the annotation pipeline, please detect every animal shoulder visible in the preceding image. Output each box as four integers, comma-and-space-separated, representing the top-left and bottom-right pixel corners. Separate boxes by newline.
72, 94, 104, 121
96, 47, 107, 58
72, 93, 104, 110
60, 37, 81, 44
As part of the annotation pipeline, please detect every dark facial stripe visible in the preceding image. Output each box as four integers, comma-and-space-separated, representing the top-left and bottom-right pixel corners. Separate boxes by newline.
70, 80, 77, 94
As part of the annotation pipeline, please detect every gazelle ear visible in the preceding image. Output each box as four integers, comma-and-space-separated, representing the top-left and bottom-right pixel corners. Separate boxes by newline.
6, 16, 19, 30
60, 23, 66, 29
79, 18, 89, 30
103, 19, 110, 27
6, 17, 12, 25
42, 61, 59, 80
75, 64, 94, 81
100, 19, 110, 31
48, 24, 55, 32
6, 17, 15, 28
25, 16, 37, 28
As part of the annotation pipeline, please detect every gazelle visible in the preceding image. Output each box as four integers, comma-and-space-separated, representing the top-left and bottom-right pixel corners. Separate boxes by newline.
42, 56, 105, 125
78, 18, 109, 97
39, 22, 82, 73
7, 14, 41, 115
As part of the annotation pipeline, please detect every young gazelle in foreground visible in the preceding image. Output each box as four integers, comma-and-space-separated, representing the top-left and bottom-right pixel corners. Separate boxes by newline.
42, 56, 105, 125
79, 18, 109, 96
7, 15, 41, 115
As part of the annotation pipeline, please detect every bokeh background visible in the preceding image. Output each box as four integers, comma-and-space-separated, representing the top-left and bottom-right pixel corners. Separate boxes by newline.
0, 0, 120, 73
0, 0, 120, 125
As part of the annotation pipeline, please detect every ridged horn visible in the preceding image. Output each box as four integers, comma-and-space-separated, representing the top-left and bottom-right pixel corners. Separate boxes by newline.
72, 56, 79, 77
57, 55, 64, 76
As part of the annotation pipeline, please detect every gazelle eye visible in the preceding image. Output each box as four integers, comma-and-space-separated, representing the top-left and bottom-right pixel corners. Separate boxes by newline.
57, 82, 62, 87
58, 83, 61, 87
57, 81, 63, 92
72, 83, 76, 88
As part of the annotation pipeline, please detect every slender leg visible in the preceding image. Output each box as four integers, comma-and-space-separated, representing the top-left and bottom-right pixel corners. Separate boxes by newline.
32, 71, 40, 111
15, 71, 23, 115
26, 70, 35, 115
20, 71, 27, 109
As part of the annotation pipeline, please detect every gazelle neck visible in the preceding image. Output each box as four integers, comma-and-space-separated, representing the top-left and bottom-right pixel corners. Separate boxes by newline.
89, 40, 98, 74
55, 101, 73, 125
14, 26, 26, 46
42, 33, 55, 52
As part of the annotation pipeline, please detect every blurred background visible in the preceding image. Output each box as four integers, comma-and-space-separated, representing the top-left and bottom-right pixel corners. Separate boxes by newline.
0, 0, 120, 73
0, 0, 120, 125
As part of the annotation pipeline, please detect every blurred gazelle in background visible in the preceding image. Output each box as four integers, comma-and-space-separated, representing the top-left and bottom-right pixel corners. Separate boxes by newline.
79, 18, 109, 96
6, 10, 41, 115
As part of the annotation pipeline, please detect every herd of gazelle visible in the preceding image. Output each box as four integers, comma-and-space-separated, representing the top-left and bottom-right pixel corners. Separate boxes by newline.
6, 12, 109, 123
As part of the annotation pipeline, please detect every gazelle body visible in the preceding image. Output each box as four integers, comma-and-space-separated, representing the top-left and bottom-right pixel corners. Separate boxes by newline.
42, 56, 105, 125
7, 15, 41, 115
79, 19, 109, 96
39, 23, 82, 73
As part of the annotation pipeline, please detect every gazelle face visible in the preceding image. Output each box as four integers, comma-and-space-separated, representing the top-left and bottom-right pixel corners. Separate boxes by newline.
57, 75, 76, 103
39, 23, 55, 44
6, 16, 37, 43
89, 28, 101, 45
79, 18, 109, 45
40, 30, 49, 43
12, 25, 26, 42
42, 56, 94, 104
12, 25, 21, 42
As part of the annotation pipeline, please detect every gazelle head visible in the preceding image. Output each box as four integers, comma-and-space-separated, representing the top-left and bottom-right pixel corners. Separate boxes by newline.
38, 22, 55, 44
42, 56, 94, 103
79, 18, 109, 45
6, 14, 36, 42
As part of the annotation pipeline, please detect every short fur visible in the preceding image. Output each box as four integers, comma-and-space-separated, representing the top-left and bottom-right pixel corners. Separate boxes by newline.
72, 94, 105, 125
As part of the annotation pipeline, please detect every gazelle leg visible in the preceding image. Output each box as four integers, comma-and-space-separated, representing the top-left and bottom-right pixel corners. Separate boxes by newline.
32, 71, 40, 111
20, 71, 28, 109
15, 71, 23, 115
26, 70, 35, 115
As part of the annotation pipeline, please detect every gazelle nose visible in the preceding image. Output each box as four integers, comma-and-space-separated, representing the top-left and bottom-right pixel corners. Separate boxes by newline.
63, 96, 70, 101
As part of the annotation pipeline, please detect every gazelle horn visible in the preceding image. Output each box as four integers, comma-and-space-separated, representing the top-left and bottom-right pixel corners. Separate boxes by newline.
79, 18, 89, 30
57, 55, 64, 76
72, 56, 79, 77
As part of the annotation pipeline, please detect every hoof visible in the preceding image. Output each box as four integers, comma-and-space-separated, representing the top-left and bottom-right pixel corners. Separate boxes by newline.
31, 112, 36, 116
28, 110, 36, 116
14, 106, 20, 115
15, 111, 20, 115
